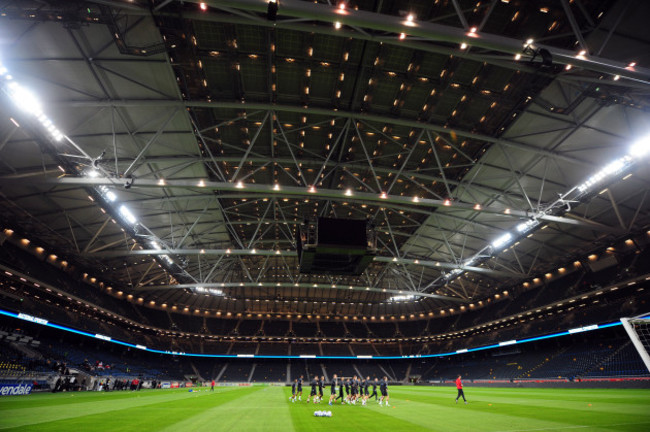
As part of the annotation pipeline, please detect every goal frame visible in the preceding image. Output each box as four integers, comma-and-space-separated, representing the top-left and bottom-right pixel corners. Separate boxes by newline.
620, 315, 650, 374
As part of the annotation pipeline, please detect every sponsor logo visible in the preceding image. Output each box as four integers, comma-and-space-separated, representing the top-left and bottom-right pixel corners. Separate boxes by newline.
0, 384, 33, 396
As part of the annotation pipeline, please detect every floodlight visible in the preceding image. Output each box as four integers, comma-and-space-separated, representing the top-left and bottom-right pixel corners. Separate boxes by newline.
491, 232, 512, 249
119, 205, 137, 224
6, 82, 42, 114
388, 294, 415, 302
516, 219, 538, 233
630, 135, 650, 159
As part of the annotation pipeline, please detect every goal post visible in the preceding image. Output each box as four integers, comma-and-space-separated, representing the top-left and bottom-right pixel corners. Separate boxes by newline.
620, 315, 650, 374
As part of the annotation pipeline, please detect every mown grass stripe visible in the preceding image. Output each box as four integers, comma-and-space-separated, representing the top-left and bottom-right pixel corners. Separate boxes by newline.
0, 385, 648, 431
0, 388, 244, 430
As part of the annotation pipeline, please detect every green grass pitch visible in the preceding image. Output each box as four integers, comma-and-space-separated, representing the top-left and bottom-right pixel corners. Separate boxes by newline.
1, 385, 649, 431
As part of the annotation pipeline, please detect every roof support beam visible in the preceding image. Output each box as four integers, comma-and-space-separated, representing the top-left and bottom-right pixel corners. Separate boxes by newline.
29, 175, 595, 229
54, 99, 593, 168
188, 0, 650, 84
86, 247, 526, 278
134, 280, 464, 302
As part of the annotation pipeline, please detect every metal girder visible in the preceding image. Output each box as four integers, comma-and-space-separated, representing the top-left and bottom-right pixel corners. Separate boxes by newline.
54, 99, 594, 167
27, 175, 597, 228
68, 2, 650, 90
136, 281, 463, 302
189, 0, 650, 84
85, 247, 525, 278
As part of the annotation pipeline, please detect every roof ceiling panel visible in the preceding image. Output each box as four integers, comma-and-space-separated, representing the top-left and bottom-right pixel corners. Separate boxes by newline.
1, 0, 648, 320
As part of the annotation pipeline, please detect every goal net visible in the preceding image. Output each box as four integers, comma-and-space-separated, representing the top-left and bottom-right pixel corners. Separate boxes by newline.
620, 315, 650, 374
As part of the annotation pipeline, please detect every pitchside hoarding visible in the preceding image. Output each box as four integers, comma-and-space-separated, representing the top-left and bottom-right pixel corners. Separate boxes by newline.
0, 383, 33, 396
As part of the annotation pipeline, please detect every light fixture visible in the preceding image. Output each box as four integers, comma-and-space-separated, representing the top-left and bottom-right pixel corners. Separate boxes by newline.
491, 232, 513, 249
6, 82, 42, 114
118, 205, 137, 224
630, 135, 650, 158
516, 219, 538, 233
577, 157, 630, 193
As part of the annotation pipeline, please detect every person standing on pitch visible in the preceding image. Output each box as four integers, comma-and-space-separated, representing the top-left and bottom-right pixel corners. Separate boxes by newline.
362, 376, 371, 405
307, 376, 318, 403
297, 375, 303, 401
378, 376, 389, 406
370, 378, 379, 401
336, 376, 345, 403
290, 378, 298, 402
329, 374, 339, 405
455, 375, 467, 404
317, 375, 324, 403
211, 379, 215, 391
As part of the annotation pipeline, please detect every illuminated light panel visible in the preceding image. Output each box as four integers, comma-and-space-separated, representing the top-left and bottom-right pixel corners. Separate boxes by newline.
630, 135, 650, 158
388, 294, 416, 302
577, 156, 632, 193
491, 232, 513, 249
118, 205, 137, 224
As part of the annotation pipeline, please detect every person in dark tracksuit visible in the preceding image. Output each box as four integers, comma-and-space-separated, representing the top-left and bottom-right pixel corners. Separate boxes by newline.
379, 376, 389, 406
329, 374, 339, 405
290, 378, 297, 402
297, 375, 303, 401
370, 377, 379, 400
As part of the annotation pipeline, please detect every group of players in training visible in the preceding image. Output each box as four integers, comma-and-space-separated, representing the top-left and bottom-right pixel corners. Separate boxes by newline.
289, 374, 468, 406
290, 374, 390, 406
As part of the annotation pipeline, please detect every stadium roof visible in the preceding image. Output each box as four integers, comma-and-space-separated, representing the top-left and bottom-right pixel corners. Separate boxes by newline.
1, 0, 650, 319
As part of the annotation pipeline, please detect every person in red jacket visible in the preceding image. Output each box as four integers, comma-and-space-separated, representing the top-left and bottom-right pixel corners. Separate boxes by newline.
455, 375, 467, 404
